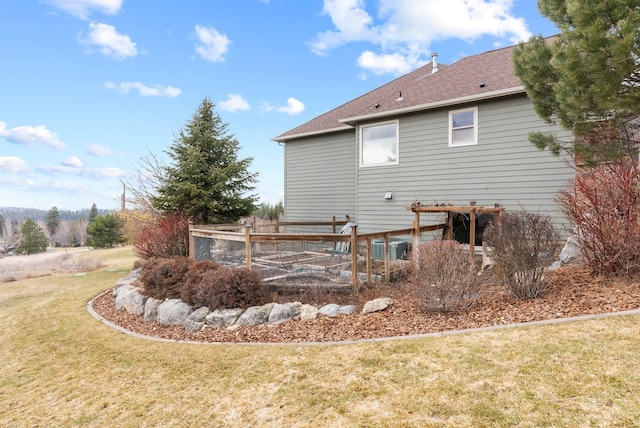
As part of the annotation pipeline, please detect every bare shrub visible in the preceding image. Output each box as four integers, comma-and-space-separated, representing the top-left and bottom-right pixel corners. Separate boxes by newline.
484, 210, 560, 298
133, 212, 189, 259
408, 240, 482, 312
555, 158, 640, 276
139, 257, 194, 300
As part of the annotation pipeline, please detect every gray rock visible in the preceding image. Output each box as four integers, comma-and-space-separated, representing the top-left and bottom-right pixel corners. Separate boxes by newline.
115, 285, 147, 315
318, 303, 356, 317
318, 303, 341, 316
113, 269, 141, 296
300, 304, 319, 321
144, 297, 163, 322
548, 260, 563, 271
269, 302, 301, 324
362, 298, 393, 314
235, 303, 275, 326
185, 307, 211, 332
339, 305, 357, 315
206, 308, 244, 327
559, 235, 580, 265
157, 299, 193, 327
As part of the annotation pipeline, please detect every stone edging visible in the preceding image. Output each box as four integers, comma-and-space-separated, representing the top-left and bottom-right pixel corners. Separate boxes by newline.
86, 290, 640, 347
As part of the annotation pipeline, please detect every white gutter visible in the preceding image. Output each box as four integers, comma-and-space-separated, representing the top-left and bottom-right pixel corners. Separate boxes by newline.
272, 124, 354, 143
339, 86, 526, 125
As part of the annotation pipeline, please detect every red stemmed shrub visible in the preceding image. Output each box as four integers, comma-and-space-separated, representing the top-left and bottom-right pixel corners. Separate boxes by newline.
133, 212, 190, 259
555, 158, 640, 276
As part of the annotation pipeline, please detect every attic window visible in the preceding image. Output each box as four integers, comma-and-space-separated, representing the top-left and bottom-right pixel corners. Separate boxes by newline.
449, 107, 478, 147
360, 121, 399, 167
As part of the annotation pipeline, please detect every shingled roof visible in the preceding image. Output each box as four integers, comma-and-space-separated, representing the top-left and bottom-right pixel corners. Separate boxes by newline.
274, 42, 526, 142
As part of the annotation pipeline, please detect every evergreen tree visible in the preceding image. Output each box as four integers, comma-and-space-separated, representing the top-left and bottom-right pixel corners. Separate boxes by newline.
88, 203, 99, 223
86, 214, 124, 248
512, 0, 640, 162
45, 206, 60, 244
152, 98, 258, 224
15, 219, 48, 255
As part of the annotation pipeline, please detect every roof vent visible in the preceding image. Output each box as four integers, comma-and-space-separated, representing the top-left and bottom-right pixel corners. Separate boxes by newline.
431, 52, 438, 74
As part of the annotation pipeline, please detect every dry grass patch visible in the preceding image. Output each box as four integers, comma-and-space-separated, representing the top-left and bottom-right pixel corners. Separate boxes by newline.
1, 247, 640, 426
0, 247, 109, 282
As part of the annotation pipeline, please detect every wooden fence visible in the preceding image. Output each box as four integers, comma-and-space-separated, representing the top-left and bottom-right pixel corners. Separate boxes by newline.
189, 217, 445, 287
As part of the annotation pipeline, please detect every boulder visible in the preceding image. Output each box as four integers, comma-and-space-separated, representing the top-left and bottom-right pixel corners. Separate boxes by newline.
269, 302, 302, 324
362, 298, 393, 314
144, 297, 163, 322
114, 269, 141, 296
300, 304, 319, 321
157, 299, 193, 327
318, 303, 341, 317
206, 308, 244, 328
319, 304, 356, 317
185, 307, 211, 332
339, 305, 357, 315
235, 303, 275, 326
115, 285, 147, 315
559, 235, 581, 265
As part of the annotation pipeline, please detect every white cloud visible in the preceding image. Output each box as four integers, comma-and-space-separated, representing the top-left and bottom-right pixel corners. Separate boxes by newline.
311, 0, 531, 75
45, 0, 123, 20
62, 156, 83, 168
37, 162, 125, 179
86, 143, 113, 157
276, 98, 305, 115
0, 156, 28, 174
194, 25, 231, 62
104, 81, 182, 97
85, 167, 126, 178
357, 50, 417, 75
218, 94, 250, 112
0, 121, 67, 150
80, 22, 138, 59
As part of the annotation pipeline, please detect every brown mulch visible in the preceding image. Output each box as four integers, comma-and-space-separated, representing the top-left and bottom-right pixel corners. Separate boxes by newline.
90, 264, 640, 344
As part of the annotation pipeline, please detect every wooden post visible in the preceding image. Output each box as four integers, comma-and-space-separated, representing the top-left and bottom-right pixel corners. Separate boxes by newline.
350, 224, 358, 288
383, 233, 390, 284
366, 237, 372, 286
275, 216, 280, 233
244, 225, 252, 270
188, 220, 195, 260
446, 212, 453, 240
332, 215, 337, 233
469, 209, 476, 256
413, 211, 421, 251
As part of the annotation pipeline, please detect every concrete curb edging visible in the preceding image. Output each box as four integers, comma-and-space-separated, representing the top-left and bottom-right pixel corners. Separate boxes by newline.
87, 290, 640, 347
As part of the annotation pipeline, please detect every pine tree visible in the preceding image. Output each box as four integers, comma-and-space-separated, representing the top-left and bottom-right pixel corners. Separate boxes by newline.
86, 214, 124, 248
15, 219, 48, 255
512, 0, 640, 162
45, 206, 60, 245
152, 98, 258, 224
88, 203, 99, 223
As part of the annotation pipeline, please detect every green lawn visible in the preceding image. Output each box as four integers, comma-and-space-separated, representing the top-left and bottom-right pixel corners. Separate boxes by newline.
1, 247, 639, 427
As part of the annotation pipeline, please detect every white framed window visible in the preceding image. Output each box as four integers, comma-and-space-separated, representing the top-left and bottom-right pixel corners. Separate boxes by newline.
360, 120, 399, 167
449, 107, 478, 147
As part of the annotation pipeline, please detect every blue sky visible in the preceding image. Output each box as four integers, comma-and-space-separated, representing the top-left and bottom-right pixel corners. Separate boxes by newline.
0, 0, 558, 211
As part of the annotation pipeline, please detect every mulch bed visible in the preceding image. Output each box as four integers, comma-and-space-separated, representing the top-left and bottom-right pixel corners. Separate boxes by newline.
90, 264, 640, 344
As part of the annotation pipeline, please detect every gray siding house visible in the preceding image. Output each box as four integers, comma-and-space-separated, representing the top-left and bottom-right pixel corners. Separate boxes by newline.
274, 42, 574, 234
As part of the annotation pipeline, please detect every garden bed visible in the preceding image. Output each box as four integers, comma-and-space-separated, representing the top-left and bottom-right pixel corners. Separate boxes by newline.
91, 264, 640, 343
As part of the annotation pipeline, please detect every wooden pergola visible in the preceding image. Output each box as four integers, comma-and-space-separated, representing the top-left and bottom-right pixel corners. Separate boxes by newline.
409, 203, 504, 255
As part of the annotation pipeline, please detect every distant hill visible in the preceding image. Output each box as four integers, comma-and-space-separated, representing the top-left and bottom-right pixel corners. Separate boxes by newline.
0, 207, 112, 223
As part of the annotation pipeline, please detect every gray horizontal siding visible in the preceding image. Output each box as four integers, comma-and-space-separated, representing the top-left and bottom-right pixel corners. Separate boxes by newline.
284, 130, 357, 223
356, 95, 574, 233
